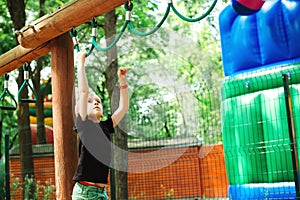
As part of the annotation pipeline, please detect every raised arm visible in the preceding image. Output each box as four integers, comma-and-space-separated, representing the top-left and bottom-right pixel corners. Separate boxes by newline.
76, 52, 89, 119
112, 68, 129, 127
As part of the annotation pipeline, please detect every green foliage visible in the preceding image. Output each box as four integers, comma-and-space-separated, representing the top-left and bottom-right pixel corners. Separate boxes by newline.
25, 0, 71, 23
123, 0, 159, 28
7, 174, 55, 200
0, 1, 15, 54
128, 84, 180, 139
10, 174, 20, 198
174, 0, 210, 20
161, 184, 174, 199
23, 174, 35, 200
41, 179, 55, 200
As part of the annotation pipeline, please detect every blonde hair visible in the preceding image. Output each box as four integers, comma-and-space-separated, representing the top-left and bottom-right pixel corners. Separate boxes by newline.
73, 87, 104, 119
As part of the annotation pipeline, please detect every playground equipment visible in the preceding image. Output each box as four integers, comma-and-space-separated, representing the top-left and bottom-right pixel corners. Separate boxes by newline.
0, 74, 17, 110
219, 0, 300, 198
18, 63, 37, 103
0, 0, 128, 76
0, 75, 17, 200
232, 0, 265, 15
0, 1, 128, 199
0, 0, 220, 198
69, 0, 217, 54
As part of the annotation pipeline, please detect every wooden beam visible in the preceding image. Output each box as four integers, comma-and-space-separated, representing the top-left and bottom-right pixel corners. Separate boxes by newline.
0, 43, 51, 76
17, 0, 127, 48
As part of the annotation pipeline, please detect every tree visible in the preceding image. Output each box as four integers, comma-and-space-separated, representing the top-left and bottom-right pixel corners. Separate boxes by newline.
5, 0, 35, 198
31, 0, 48, 145
0, 1, 15, 55
26, 0, 68, 146
122, 0, 226, 144
104, 9, 129, 200
0, 0, 18, 160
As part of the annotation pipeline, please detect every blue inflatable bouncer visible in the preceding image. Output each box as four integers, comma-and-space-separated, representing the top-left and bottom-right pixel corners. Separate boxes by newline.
219, 0, 300, 199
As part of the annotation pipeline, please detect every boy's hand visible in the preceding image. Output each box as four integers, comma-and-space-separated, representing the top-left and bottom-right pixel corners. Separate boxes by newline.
118, 68, 128, 84
77, 52, 86, 64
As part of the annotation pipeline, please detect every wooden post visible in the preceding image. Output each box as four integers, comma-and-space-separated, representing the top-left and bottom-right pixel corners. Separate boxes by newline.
51, 32, 77, 199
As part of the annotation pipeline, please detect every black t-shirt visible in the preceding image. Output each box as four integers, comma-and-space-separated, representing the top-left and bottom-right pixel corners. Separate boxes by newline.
73, 115, 114, 184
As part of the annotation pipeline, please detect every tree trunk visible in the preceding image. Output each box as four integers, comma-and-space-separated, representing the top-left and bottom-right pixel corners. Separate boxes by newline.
17, 67, 35, 199
0, 117, 2, 158
104, 10, 128, 200
5, 0, 25, 30
6, 0, 35, 198
35, 0, 47, 144
32, 57, 47, 144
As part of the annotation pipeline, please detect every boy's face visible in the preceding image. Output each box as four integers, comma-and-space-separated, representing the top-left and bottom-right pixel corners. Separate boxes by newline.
87, 92, 103, 120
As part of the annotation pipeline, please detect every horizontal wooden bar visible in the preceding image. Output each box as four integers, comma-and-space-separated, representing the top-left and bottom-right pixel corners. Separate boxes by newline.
17, 0, 126, 48
0, 43, 51, 76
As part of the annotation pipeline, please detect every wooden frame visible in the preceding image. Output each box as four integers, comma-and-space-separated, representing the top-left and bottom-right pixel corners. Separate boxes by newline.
0, 0, 126, 76
0, 0, 127, 199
